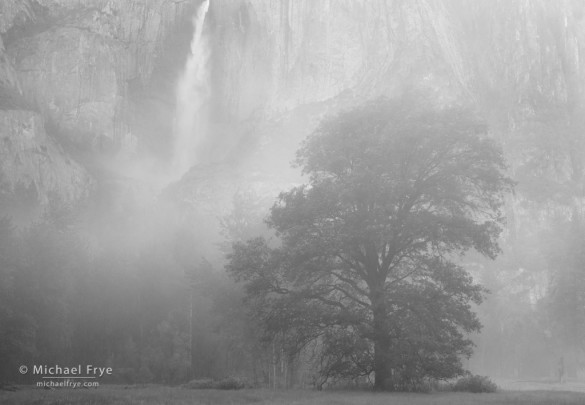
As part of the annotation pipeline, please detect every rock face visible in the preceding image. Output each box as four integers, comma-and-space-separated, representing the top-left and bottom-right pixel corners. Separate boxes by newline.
0, 36, 20, 95
0, 0, 192, 209
9, 26, 126, 149
210, 0, 461, 121
0, 109, 90, 205
199, 0, 466, 183
0, 2, 92, 210
0, 0, 472, 212
5, 0, 190, 151
3, 0, 581, 213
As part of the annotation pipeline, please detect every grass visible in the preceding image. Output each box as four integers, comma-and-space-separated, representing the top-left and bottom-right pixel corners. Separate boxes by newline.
2, 386, 585, 405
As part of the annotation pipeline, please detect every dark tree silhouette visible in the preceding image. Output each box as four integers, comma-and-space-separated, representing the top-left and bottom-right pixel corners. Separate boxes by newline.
229, 96, 513, 390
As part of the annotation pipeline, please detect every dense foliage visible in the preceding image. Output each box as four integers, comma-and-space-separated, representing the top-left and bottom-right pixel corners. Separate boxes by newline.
452, 374, 498, 393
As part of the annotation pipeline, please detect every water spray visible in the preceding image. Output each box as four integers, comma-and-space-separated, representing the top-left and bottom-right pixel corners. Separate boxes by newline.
172, 0, 211, 179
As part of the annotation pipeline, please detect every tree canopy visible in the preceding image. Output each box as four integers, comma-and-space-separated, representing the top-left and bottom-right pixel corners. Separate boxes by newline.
227, 96, 513, 391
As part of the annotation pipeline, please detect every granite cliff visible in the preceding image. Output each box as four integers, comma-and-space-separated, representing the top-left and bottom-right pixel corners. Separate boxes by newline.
1, 0, 584, 215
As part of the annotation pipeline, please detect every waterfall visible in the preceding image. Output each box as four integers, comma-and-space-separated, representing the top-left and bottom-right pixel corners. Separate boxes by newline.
172, 0, 211, 179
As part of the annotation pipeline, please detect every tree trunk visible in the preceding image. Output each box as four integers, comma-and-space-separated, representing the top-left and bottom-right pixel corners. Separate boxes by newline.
371, 288, 391, 391
190, 287, 194, 379
373, 334, 391, 391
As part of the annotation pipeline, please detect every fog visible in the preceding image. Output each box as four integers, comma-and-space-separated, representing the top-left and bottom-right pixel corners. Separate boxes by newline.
1, 0, 585, 396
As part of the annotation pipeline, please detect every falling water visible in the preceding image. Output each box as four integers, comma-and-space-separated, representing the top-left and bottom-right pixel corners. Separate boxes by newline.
172, 0, 211, 179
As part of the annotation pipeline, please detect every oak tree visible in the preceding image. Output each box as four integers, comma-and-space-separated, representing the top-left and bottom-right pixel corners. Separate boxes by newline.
227, 96, 513, 390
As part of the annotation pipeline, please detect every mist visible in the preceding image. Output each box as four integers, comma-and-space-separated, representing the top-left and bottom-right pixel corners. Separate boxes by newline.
1, 0, 585, 402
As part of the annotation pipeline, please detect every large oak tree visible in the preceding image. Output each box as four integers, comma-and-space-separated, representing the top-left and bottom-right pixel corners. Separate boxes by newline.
227, 96, 513, 390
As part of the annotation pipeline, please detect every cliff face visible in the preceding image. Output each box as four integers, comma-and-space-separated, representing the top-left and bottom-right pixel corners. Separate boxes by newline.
0, 0, 191, 210
190, 0, 471, 187
0, 0, 474, 216
210, 0, 461, 121
0, 109, 89, 205
4, 0, 189, 149
0, 2, 89, 209
3, 0, 582, 214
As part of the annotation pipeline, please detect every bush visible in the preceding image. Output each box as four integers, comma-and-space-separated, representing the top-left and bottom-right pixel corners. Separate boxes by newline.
214, 376, 247, 390
183, 378, 214, 389
183, 377, 248, 390
452, 374, 498, 393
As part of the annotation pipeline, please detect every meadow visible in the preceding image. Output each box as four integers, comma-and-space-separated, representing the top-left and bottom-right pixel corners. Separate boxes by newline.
2, 386, 585, 405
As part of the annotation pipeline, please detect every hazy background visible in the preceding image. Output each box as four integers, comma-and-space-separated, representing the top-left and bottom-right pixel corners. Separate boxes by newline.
1, 0, 585, 387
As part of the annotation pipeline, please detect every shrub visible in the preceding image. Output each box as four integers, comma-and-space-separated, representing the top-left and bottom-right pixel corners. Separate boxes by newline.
183, 377, 248, 390
183, 378, 214, 389
214, 377, 247, 390
452, 374, 498, 393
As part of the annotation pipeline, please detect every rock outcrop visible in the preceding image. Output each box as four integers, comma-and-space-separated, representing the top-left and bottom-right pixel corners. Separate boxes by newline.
210, 0, 462, 122
0, 0, 468, 214
4, 0, 582, 215
0, 109, 90, 205
5, 0, 191, 151
0, 0, 192, 210
0, 2, 93, 210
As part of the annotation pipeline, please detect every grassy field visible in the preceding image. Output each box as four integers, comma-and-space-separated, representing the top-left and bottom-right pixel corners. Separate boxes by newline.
3, 386, 585, 405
